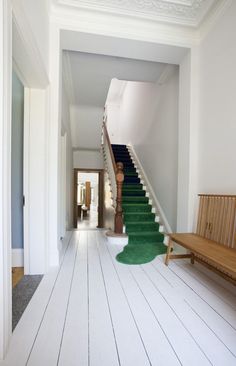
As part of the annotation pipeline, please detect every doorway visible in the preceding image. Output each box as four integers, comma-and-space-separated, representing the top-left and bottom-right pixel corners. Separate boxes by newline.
74, 169, 104, 229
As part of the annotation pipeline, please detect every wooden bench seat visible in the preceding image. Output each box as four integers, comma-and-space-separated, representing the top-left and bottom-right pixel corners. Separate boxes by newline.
165, 233, 236, 281
165, 194, 236, 284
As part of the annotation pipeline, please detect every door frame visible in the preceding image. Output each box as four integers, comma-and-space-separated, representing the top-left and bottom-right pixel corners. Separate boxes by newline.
0, 0, 12, 359
73, 168, 104, 229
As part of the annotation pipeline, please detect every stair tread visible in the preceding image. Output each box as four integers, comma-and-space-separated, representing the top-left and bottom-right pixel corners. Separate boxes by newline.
123, 198, 148, 203
127, 221, 159, 226
124, 212, 153, 215
122, 189, 144, 192
129, 231, 163, 236
123, 203, 150, 206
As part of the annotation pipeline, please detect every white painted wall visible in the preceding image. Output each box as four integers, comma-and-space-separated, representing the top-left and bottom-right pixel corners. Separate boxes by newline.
24, 88, 48, 274
177, 51, 192, 232
61, 83, 73, 231
198, 1, 236, 194
73, 150, 104, 170
70, 104, 104, 149
107, 67, 179, 231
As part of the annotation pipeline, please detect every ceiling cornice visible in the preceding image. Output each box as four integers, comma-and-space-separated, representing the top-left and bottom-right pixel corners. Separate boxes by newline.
12, 2, 49, 87
51, 5, 197, 48
54, 0, 216, 27
51, 0, 231, 48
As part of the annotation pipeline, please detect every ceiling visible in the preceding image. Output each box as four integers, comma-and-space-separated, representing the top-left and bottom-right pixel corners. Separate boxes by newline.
54, 0, 219, 27
63, 51, 167, 149
63, 51, 166, 107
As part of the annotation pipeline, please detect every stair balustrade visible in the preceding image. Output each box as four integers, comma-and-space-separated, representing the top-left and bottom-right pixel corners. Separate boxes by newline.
102, 122, 124, 234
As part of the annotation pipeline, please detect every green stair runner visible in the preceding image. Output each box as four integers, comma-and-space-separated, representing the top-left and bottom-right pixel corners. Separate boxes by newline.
112, 144, 167, 265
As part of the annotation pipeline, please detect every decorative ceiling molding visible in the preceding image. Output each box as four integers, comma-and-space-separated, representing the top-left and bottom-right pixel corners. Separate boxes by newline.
54, 0, 218, 27
12, 3, 49, 87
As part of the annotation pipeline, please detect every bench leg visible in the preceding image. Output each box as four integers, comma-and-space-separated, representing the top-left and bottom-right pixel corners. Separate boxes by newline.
165, 237, 173, 266
191, 252, 195, 265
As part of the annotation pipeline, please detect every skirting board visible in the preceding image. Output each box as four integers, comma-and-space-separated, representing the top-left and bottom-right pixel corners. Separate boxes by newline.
12, 248, 24, 267
106, 231, 128, 246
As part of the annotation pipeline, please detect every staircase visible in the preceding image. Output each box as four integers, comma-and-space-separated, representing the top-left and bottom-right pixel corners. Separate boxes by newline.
111, 144, 167, 264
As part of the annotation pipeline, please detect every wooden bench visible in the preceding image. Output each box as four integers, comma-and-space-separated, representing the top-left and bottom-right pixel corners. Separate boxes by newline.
165, 194, 236, 284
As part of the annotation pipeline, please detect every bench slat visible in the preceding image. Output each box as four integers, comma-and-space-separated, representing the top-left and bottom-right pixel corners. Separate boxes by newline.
169, 233, 236, 279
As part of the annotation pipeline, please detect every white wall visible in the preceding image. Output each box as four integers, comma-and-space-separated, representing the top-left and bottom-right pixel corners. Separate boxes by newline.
73, 150, 104, 169
106, 104, 121, 143
107, 67, 179, 231
70, 104, 104, 149
197, 1, 236, 194
61, 83, 73, 231
24, 88, 48, 274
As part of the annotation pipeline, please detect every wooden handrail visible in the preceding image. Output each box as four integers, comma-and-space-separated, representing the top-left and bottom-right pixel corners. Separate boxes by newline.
103, 122, 124, 234
103, 122, 116, 173
115, 162, 124, 234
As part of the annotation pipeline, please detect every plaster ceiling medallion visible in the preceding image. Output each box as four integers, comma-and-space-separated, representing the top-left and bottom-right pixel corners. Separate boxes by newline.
55, 0, 217, 27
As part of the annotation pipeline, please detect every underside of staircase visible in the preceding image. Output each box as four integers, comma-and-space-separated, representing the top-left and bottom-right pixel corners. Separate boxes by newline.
111, 144, 167, 264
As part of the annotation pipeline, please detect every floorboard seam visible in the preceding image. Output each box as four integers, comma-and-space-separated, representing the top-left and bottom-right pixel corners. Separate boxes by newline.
137, 265, 213, 365
25, 234, 73, 365
95, 232, 121, 366
101, 233, 154, 366
175, 260, 236, 309
56, 233, 80, 365
168, 262, 236, 331
87, 232, 90, 366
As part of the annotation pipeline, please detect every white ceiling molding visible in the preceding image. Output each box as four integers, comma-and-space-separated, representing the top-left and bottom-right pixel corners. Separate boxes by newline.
12, 3, 49, 87
51, 5, 197, 48
51, 0, 231, 47
53, 0, 219, 27
62, 51, 75, 103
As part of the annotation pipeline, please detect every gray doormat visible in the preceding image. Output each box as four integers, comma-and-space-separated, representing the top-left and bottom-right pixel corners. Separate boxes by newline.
12, 275, 43, 331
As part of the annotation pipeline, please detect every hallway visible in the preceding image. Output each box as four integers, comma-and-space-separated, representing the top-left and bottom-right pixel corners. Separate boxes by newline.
2, 230, 236, 366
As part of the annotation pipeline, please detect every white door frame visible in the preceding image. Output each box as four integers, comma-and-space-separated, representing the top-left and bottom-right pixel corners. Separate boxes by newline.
60, 131, 67, 240
0, 0, 12, 360
12, 0, 50, 269
23, 88, 30, 274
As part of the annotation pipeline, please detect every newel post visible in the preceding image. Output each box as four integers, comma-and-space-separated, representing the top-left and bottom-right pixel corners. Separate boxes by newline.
115, 162, 124, 234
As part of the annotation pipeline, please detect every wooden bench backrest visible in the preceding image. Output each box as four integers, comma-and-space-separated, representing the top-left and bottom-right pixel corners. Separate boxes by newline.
196, 194, 236, 249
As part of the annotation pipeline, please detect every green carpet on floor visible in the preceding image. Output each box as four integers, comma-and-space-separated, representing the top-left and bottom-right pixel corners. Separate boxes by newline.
112, 144, 167, 265
116, 243, 167, 265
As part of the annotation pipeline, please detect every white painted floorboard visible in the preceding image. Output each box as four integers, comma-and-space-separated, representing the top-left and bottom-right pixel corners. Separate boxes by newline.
1, 230, 236, 366
58, 231, 89, 366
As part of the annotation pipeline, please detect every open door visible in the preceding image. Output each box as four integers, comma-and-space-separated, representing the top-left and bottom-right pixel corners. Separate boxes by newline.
74, 169, 104, 229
